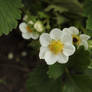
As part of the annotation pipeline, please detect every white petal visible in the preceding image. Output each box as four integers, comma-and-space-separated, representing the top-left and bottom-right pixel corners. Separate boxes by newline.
63, 28, 70, 33
50, 28, 63, 40
80, 34, 90, 41
44, 51, 57, 65
31, 33, 39, 40
22, 33, 32, 39
34, 21, 43, 32
40, 33, 51, 47
63, 27, 79, 35
60, 31, 73, 44
57, 53, 69, 64
63, 44, 75, 56
19, 22, 27, 33
50, 28, 73, 44
39, 47, 48, 59
80, 40, 88, 50
68, 26, 79, 35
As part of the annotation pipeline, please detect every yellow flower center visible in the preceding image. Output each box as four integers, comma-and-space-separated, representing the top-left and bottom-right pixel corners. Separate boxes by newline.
72, 34, 80, 45
26, 26, 32, 33
48, 40, 64, 55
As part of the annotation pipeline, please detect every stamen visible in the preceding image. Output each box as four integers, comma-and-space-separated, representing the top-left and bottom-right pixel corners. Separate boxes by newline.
49, 40, 64, 54
26, 26, 32, 33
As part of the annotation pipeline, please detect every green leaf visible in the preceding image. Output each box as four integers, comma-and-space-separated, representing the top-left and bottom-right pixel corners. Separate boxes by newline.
26, 64, 62, 92
86, 15, 92, 30
88, 40, 92, 69
45, 4, 68, 13
47, 63, 65, 79
85, 69, 92, 77
84, 0, 92, 35
63, 73, 92, 92
63, 78, 80, 92
68, 47, 91, 73
0, 0, 22, 36
84, 0, 92, 16
55, 14, 69, 25
27, 65, 92, 92
46, 0, 82, 14
38, 12, 48, 19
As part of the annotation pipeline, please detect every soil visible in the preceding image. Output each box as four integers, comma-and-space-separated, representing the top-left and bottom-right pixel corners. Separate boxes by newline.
0, 28, 39, 92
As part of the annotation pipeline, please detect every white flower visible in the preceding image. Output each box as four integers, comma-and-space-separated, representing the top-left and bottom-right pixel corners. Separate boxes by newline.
28, 21, 34, 25
19, 22, 39, 40
39, 28, 75, 65
63, 26, 90, 50
23, 15, 28, 21
34, 21, 44, 32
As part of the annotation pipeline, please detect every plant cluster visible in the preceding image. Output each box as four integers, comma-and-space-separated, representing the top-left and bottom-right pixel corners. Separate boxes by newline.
0, 0, 92, 92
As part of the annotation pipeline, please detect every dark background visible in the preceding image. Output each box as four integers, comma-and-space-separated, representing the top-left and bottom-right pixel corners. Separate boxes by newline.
0, 28, 38, 92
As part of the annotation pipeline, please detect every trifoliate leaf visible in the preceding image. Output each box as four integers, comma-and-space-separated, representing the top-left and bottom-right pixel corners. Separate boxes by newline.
0, 0, 23, 36
68, 47, 91, 73
26, 64, 62, 92
47, 63, 65, 79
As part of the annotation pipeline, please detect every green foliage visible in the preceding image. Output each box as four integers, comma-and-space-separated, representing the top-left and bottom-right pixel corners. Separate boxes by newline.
26, 64, 92, 92
27, 65, 62, 92
22, 0, 45, 15
88, 40, 92, 69
46, 0, 82, 14
47, 63, 65, 79
85, 69, 92, 77
44, 0, 83, 28
63, 73, 92, 92
38, 12, 49, 19
0, 0, 91, 91
0, 0, 23, 36
67, 47, 91, 73
45, 5, 68, 13
84, 0, 92, 36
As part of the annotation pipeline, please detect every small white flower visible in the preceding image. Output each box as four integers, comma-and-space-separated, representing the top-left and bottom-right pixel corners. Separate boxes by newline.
63, 26, 90, 50
39, 28, 75, 65
23, 15, 28, 21
19, 22, 39, 40
34, 21, 44, 32
28, 21, 34, 25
